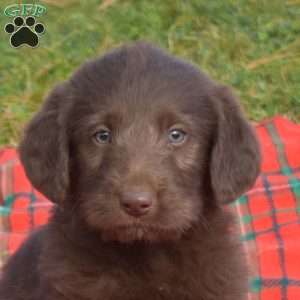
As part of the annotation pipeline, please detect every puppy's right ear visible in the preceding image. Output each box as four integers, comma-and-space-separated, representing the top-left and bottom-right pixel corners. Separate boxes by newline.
210, 86, 261, 204
19, 84, 69, 204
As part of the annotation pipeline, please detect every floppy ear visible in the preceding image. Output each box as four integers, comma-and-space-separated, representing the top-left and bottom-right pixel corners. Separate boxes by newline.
19, 84, 69, 204
210, 86, 261, 204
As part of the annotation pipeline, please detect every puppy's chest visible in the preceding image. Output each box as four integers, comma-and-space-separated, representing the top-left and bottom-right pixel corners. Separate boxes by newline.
51, 249, 210, 300
44, 230, 244, 300
107, 257, 201, 300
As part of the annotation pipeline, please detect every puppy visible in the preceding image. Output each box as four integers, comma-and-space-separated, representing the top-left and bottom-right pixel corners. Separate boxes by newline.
0, 42, 260, 300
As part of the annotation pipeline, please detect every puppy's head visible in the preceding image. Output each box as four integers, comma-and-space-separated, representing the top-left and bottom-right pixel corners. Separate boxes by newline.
19, 43, 260, 243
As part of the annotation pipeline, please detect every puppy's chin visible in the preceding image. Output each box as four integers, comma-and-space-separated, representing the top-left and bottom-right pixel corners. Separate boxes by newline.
100, 224, 184, 243
80, 197, 200, 243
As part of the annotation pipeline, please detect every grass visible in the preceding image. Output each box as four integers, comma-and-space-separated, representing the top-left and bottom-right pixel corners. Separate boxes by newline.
0, 0, 300, 145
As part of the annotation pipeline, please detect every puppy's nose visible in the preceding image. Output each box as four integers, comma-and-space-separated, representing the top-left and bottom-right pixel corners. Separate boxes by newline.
120, 190, 154, 217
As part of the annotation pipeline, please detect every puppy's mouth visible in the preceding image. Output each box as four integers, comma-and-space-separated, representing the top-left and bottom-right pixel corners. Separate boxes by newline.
100, 223, 183, 243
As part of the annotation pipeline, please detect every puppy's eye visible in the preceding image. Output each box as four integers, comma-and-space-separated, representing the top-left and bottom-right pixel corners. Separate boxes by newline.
94, 130, 112, 144
168, 129, 186, 144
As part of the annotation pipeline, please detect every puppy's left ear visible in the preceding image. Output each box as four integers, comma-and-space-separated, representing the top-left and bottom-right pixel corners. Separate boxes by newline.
210, 86, 261, 204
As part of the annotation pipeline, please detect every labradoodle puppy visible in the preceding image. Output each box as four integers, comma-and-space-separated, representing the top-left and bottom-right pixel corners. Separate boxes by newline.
0, 42, 260, 300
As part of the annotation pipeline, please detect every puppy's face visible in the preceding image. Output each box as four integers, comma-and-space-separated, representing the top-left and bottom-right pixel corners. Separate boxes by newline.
19, 43, 261, 243
68, 83, 214, 242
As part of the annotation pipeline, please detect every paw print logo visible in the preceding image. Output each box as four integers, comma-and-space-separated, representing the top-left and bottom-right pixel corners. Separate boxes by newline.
4, 16, 45, 48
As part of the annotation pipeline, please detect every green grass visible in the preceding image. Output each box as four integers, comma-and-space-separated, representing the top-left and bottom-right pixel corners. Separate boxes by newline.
0, 0, 300, 145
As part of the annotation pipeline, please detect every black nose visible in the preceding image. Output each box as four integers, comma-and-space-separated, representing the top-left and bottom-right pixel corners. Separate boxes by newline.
120, 190, 154, 217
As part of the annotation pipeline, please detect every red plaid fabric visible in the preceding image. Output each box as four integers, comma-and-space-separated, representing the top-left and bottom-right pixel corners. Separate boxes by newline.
1, 116, 300, 300
0, 148, 50, 264
232, 116, 300, 300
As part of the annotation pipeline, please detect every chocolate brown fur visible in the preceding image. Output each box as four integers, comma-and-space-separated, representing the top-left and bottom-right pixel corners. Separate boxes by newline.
0, 42, 260, 300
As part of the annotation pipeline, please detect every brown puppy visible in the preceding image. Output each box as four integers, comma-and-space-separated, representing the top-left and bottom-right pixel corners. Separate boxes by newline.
0, 42, 260, 300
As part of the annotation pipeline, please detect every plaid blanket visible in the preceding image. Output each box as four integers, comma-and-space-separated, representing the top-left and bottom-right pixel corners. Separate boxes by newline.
0, 116, 300, 299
